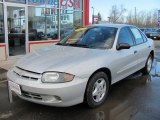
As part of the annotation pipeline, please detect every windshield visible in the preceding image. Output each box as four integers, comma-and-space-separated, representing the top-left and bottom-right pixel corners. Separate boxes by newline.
58, 27, 118, 49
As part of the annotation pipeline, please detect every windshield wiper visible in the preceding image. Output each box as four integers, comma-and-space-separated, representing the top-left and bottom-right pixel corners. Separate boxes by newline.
57, 43, 93, 48
67, 43, 90, 48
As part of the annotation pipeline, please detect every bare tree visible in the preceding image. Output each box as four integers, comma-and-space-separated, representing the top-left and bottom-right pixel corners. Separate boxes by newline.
126, 11, 133, 24
109, 5, 127, 23
125, 9, 158, 28
107, 4, 158, 28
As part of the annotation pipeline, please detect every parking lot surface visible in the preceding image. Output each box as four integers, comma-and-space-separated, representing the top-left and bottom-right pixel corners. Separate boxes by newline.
0, 41, 160, 120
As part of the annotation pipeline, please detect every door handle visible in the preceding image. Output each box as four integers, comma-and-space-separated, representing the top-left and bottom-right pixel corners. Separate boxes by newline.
134, 50, 138, 54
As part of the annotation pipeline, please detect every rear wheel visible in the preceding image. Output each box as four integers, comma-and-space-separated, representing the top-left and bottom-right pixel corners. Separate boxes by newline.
84, 72, 110, 108
142, 54, 153, 74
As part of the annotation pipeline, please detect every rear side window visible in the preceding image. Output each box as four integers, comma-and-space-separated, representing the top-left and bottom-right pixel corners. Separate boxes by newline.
130, 27, 144, 44
141, 32, 147, 42
118, 27, 134, 46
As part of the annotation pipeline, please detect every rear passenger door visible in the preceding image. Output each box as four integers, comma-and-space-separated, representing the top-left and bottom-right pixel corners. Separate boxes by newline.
129, 27, 150, 69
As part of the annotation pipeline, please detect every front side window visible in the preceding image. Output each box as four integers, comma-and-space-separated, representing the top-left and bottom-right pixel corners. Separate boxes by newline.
130, 27, 144, 44
59, 27, 118, 49
0, 4, 4, 43
118, 27, 134, 46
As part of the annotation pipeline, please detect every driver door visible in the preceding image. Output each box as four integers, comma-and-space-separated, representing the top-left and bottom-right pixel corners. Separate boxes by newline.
112, 27, 139, 83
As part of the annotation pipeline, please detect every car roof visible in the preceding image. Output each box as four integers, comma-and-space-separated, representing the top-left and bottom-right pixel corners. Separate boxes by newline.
88, 24, 134, 29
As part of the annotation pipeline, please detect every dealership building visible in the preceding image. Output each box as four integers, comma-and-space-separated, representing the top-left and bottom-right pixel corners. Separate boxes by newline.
0, 0, 89, 60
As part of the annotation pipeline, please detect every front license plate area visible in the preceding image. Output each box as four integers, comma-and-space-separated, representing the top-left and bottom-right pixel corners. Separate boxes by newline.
8, 81, 21, 95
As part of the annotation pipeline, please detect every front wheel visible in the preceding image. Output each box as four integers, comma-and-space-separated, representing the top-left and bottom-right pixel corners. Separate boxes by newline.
142, 54, 153, 74
84, 72, 110, 108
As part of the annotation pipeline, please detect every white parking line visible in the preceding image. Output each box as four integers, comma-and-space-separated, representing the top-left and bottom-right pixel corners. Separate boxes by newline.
0, 111, 13, 119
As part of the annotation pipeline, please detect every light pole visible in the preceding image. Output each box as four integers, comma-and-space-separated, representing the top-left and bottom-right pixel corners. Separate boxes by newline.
108, 17, 111, 23
91, 6, 94, 24
135, 7, 137, 25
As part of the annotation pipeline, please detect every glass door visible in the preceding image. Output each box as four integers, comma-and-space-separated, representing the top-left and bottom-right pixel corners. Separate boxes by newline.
0, 4, 5, 43
7, 5, 26, 56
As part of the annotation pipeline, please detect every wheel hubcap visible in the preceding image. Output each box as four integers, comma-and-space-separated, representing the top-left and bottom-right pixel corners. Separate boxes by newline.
147, 57, 152, 72
92, 78, 106, 103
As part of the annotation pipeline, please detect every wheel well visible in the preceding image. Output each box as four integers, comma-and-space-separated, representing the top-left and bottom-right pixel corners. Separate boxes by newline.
84, 68, 112, 103
88, 68, 112, 85
150, 50, 154, 59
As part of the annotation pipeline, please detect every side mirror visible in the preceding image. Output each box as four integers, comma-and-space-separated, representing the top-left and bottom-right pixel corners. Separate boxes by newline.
117, 43, 131, 50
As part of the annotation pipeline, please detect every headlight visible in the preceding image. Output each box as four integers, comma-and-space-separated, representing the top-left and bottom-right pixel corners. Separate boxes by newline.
42, 72, 74, 83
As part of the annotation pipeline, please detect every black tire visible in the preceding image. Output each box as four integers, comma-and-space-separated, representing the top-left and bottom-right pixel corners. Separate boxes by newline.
84, 72, 110, 108
142, 54, 153, 74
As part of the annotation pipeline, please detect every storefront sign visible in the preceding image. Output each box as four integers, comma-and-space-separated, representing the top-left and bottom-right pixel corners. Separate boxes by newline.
60, 0, 80, 9
15, 0, 81, 9
27, 0, 59, 6
7, 0, 26, 3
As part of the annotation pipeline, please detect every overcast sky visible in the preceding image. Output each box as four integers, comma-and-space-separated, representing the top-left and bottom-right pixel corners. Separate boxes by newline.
89, 0, 160, 22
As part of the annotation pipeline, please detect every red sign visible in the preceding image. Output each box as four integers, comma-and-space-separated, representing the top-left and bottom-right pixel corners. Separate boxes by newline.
60, 0, 80, 9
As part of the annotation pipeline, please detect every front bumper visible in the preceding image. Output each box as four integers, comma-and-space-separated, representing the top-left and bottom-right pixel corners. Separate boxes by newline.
7, 70, 88, 107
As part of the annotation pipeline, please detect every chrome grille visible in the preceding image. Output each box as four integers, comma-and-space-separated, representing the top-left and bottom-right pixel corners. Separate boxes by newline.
13, 66, 41, 80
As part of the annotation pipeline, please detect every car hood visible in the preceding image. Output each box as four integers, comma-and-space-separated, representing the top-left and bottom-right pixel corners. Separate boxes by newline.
16, 45, 106, 73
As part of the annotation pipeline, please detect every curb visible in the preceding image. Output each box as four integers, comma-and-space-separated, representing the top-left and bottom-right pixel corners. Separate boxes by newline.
0, 68, 7, 81
0, 72, 7, 81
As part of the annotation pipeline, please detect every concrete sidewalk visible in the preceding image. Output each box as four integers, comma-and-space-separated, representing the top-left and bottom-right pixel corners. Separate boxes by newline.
0, 56, 19, 81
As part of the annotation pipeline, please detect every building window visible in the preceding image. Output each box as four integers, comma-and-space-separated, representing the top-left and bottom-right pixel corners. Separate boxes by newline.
5, 0, 26, 4
28, 6, 59, 41
0, 4, 4, 43
59, 0, 83, 40
60, 10, 83, 39
60, 10, 73, 39
3, 0, 84, 41
74, 11, 83, 27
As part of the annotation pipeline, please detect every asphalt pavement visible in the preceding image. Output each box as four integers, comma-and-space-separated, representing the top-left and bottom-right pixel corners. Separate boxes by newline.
0, 41, 160, 120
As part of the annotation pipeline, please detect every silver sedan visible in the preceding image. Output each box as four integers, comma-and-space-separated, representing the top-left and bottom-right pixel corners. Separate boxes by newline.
7, 24, 154, 108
